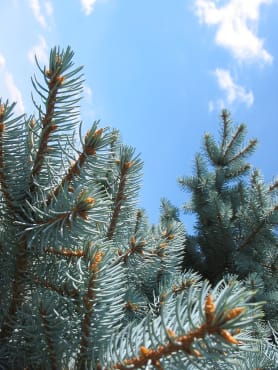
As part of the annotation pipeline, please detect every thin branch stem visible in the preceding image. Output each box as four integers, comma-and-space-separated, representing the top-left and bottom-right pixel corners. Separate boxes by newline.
34, 275, 80, 300
46, 130, 102, 205
220, 110, 229, 151
106, 162, 131, 240
30, 73, 63, 186
239, 205, 278, 250
44, 247, 85, 258
76, 251, 103, 370
222, 124, 244, 161
227, 139, 257, 165
110, 295, 243, 370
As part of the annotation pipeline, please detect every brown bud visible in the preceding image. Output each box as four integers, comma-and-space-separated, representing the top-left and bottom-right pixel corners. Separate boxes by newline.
45, 69, 52, 78
90, 251, 103, 272
140, 346, 152, 357
223, 307, 245, 322
219, 329, 240, 344
166, 234, 175, 240
30, 118, 36, 128
55, 75, 65, 85
78, 210, 89, 220
49, 124, 58, 132
85, 146, 96, 155
130, 236, 136, 247
124, 161, 133, 170
125, 301, 139, 311
205, 294, 215, 324
85, 197, 95, 205
93, 128, 104, 137
190, 348, 202, 357
166, 328, 176, 338
0, 104, 5, 120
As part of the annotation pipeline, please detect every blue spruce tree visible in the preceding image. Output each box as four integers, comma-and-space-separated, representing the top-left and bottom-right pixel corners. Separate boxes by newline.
178, 110, 278, 334
0, 47, 277, 369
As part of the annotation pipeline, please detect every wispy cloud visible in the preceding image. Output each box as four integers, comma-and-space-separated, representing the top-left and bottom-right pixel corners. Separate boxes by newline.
83, 84, 93, 102
194, 0, 273, 64
81, 0, 97, 15
214, 68, 254, 107
28, 35, 48, 66
44, 0, 53, 17
0, 54, 5, 71
0, 53, 24, 114
28, 0, 53, 28
4, 72, 25, 114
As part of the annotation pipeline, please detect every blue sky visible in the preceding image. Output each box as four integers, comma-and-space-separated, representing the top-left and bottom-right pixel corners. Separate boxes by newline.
1, 0, 277, 227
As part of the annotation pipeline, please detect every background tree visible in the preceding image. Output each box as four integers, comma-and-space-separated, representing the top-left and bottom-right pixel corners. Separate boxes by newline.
0, 47, 277, 369
178, 110, 278, 330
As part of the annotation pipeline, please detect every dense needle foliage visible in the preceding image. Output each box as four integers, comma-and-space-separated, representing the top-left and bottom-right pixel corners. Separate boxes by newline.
178, 111, 278, 332
0, 47, 277, 369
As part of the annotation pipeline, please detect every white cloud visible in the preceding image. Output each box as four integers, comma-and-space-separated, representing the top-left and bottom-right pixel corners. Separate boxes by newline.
28, 35, 48, 66
214, 68, 254, 107
28, 0, 47, 28
195, 0, 273, 64
83, 84, 93, 102
0, 54, 5, 71
0, 53, 24, 114
4, 72, 25, 115
44, 0, 53, 16
28, 0, 53, 28
81, 0, 97, 15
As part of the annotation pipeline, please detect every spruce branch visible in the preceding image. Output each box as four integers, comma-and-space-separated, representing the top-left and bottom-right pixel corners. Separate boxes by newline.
1, 48, 276, 369
134, 209, 143, 235
106, 146, 142, 240
269, 178, 278, 192
0, 101, 27, 212
103, 280, 264, 370
222, 124, 245, 160
44, 246, 86, 258
204, 133, 221, 165
31, 195, 93, 226
46, 124, 109, 204
172, 279, 195, 294
33, 275, 80, 300
220, 109, 230, 150
216, 111, 258, 167
76, 246, 126, 368
238, 204, 278, 251
0, 103, 15, 211
227, 138, 258, 165
106, 161, 132, 240
0, 236, 28, 342
77, 250, 103, 369
117, 235, 146, 263
30, 46, 83, 191
18, 188, 97, 248
31, 52, 67, 180
39, 304, 60, 370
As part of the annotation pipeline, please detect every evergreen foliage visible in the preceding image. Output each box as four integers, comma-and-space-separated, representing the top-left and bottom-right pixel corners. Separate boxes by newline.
178, 110, 278, 332
0, 47, 277, 369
